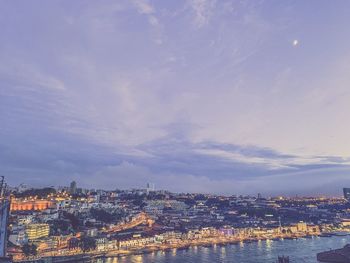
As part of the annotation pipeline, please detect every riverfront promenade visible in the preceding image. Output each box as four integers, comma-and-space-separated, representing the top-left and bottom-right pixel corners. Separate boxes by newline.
13, 231, 323, 262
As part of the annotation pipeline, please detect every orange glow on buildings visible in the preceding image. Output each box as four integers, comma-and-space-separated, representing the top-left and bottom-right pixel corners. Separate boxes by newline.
10, 199, 55, 211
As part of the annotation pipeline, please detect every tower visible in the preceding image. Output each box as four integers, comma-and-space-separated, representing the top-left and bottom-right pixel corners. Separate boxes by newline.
70, 181, 77, 195
0, 176, 10, 260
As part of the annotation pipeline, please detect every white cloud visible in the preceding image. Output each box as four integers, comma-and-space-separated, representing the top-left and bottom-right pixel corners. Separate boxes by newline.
189, 0, 217, 28
131, 0, 163, 44
0, 60, 65, 91
2, 1, 350, 194
132, 0, 154, 14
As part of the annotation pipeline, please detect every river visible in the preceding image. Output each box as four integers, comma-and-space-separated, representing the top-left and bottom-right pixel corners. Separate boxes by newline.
92, 235, 350, 263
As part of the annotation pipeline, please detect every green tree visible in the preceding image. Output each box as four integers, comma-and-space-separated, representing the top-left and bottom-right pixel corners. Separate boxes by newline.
79, 237, 96, 252
22, 243, 37, 257
63, 212, 80, 230
15, 188, 56, 198
90, 208, 114, 223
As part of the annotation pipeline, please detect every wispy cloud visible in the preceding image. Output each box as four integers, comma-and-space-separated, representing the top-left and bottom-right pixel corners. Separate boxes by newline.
0, 61, 65, 91
132, 0, 154, 15
188, 0, 217, 28
131, 0, 163, 44
1, 0, 350, 194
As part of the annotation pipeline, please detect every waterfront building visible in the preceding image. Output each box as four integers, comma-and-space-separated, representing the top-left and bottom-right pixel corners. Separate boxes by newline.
219, 227, 234, 236
296, 222, 307, 232
341, 219, 350, 227
96, 237, 108, 251
118, 236, 155, 249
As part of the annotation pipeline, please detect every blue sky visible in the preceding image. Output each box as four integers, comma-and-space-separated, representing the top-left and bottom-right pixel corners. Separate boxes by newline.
1, 0, 350, 195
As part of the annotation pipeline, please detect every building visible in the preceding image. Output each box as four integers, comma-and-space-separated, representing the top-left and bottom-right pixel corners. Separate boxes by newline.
341, 219, 350, 227
9, 231, 27, 246
10, 199, 54, 211
296, 222, 307, 232
344, 188, 350, 200
25, 224, 50, 240
146, 183, 155, 193
70, 181, 77, 195
118, 236, 155, 249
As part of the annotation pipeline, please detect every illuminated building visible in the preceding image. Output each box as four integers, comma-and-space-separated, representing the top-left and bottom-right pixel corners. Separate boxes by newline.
296, 222, 307, 232
10, 199, 54, 211
25, 224, 50, 240
341, 219, 350, 227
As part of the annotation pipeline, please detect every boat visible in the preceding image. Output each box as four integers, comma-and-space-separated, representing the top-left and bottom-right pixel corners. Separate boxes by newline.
331, 231, 349, 236
284, 237, 294, 240
320, 233, 333, 237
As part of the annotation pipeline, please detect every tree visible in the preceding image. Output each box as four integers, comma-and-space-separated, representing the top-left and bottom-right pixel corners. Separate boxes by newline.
63, 212, 80, 230
90, 208, 114, 223
15, 188, 56, 198
22, 243, 37, 257
79, 237, 96, 252
48, 219, 70, 235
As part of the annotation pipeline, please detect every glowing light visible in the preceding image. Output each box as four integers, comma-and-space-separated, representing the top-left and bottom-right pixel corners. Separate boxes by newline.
293, 39, 299, 46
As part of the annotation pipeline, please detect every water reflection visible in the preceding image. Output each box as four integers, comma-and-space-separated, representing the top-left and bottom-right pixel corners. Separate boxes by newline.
91, 236, 350, 263
265, 239, 272, 251
219, 246, 226, 261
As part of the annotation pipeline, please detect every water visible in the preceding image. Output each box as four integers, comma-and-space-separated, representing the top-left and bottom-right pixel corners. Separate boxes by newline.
94, 236, 350, 263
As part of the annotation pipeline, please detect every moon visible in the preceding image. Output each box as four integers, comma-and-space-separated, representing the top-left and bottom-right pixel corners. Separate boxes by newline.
293, 40, 299, 46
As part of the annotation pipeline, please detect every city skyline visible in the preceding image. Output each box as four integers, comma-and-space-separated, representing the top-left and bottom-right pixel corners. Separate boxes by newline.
1, 0, 350, 195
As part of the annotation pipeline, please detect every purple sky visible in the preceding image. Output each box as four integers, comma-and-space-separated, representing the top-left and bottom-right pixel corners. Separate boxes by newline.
1, 0, 350, 195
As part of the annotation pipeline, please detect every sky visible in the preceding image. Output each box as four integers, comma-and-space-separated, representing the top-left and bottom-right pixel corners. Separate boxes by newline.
1, 0, 350, 196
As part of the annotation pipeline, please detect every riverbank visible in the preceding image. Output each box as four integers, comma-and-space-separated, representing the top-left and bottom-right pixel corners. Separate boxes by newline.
14, 232, 329, 263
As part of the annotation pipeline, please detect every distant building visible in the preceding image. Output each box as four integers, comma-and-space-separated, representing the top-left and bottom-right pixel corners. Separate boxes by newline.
343, 188, 350, 200
146, 183, 155, 193
70, 181, 77, 195
17, 184, 29, 193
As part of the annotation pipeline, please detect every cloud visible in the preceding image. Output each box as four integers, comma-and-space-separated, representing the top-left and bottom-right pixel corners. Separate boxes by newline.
188, 0, 217, 28
0, 61, 65, 91
1, 1, 350, 195
1, 115, 349, 195
132, 0, 154, 15
131, 0, 163, 44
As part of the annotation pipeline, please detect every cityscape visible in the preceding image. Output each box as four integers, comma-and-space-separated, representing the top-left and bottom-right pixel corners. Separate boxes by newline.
0, 178, 350, 262
2, 0, 350, 262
